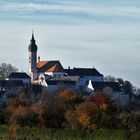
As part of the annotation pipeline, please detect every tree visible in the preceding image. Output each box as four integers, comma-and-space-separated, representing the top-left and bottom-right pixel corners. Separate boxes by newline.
38, 102, 47, 128
117, 78, 124, 87
89, 92, 112, 107
123, 81, 133, 95
58, 89, 83, 110
65, 92, 118, 131
0, 63, 18, 80
35, 92, 66, 128
76, 102, 99, 130
119, 111, 140, 139
135, 88, 140, 96
7, 93, 37, 136
65, 110, 81, 129
104, 76, 116, 82
105, 75, 139, 97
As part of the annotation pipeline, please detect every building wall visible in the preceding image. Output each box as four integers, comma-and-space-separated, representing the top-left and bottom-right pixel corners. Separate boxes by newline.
76, 78, 87, 90
0, 85, 24, 105
84, 76, 104, 82
44, 72, 65, 77
9, 78, 31, 85
5, 86, 23, 94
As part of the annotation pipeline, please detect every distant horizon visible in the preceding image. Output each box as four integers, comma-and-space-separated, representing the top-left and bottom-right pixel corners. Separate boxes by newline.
0, 0, 140, 87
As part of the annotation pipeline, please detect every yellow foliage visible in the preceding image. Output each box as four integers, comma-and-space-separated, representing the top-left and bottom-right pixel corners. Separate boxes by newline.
75, 102, 99, 130
78, 113, 91, 128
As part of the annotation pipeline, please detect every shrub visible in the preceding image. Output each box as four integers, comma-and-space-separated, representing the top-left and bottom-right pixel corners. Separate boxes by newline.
120, 111, 140, 132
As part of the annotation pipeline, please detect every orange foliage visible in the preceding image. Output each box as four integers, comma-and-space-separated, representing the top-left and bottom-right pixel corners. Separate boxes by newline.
7, 94, 36, 130
75, 102, 99, 130
59, 89, 77, 100
89, 92, 111, 109
38, 103, 46, 128
65, 110, 81, 129
13, 106, 32, 119
58, 89, 83, 110
7, 99, 19, 114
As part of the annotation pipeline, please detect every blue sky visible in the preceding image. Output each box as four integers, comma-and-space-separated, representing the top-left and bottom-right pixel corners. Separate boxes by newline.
0, 0, 140, 87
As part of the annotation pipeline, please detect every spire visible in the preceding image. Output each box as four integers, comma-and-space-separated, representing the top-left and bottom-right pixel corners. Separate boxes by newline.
31, 30, 35, 43
28, 31, 38, 52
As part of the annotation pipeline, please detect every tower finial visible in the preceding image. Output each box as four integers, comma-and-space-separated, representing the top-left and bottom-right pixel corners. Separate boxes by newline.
32, 30, 34, 37
31, 30, 35, 42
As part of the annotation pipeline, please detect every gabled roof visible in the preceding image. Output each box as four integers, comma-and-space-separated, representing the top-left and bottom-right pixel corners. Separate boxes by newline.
8, 72, 31, 79
65, 68, 103, 77
37, 61, 64, 73
92, 82, 121, 92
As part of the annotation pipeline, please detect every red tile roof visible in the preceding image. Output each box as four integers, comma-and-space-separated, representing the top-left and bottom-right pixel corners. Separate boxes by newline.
37, 61, 64, 73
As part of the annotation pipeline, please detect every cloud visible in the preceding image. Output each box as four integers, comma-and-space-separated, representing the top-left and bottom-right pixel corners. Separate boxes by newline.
0, 1, 140, 23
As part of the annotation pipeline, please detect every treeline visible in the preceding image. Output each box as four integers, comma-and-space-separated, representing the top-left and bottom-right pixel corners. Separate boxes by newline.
0, 89, 139, 137
105, 76, 140, 96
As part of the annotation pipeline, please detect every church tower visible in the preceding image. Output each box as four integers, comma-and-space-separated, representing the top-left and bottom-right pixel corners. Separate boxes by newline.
28, 33, 38, 82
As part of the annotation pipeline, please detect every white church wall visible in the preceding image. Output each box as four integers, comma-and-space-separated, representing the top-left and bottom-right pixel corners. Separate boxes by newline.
29, 52, 37, 73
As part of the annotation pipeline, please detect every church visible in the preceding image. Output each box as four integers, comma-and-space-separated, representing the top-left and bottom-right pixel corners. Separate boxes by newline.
27, 33, 106, 92
6, 32, 124, 95
7, 33, 122, 94
28, 33, 66, 82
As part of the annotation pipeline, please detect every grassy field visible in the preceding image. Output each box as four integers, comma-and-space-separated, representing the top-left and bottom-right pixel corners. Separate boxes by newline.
0, 126, 139, 140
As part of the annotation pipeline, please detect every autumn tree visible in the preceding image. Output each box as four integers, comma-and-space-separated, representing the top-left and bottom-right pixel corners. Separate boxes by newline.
65, 92, 118, 130
89, 92, 118, 129
36, 92, 66, 128
89, 92, 111, 107
119, 111, 140, 139
65, 110, 82, 130
7, 93, 37, 136
58, 89, 83, 110
65, 101, 101, 130
38, 102, 47, 128
120, 111, 140, 131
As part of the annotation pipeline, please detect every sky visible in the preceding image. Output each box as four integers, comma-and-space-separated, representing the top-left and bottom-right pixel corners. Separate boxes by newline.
0, 0, 140, 87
